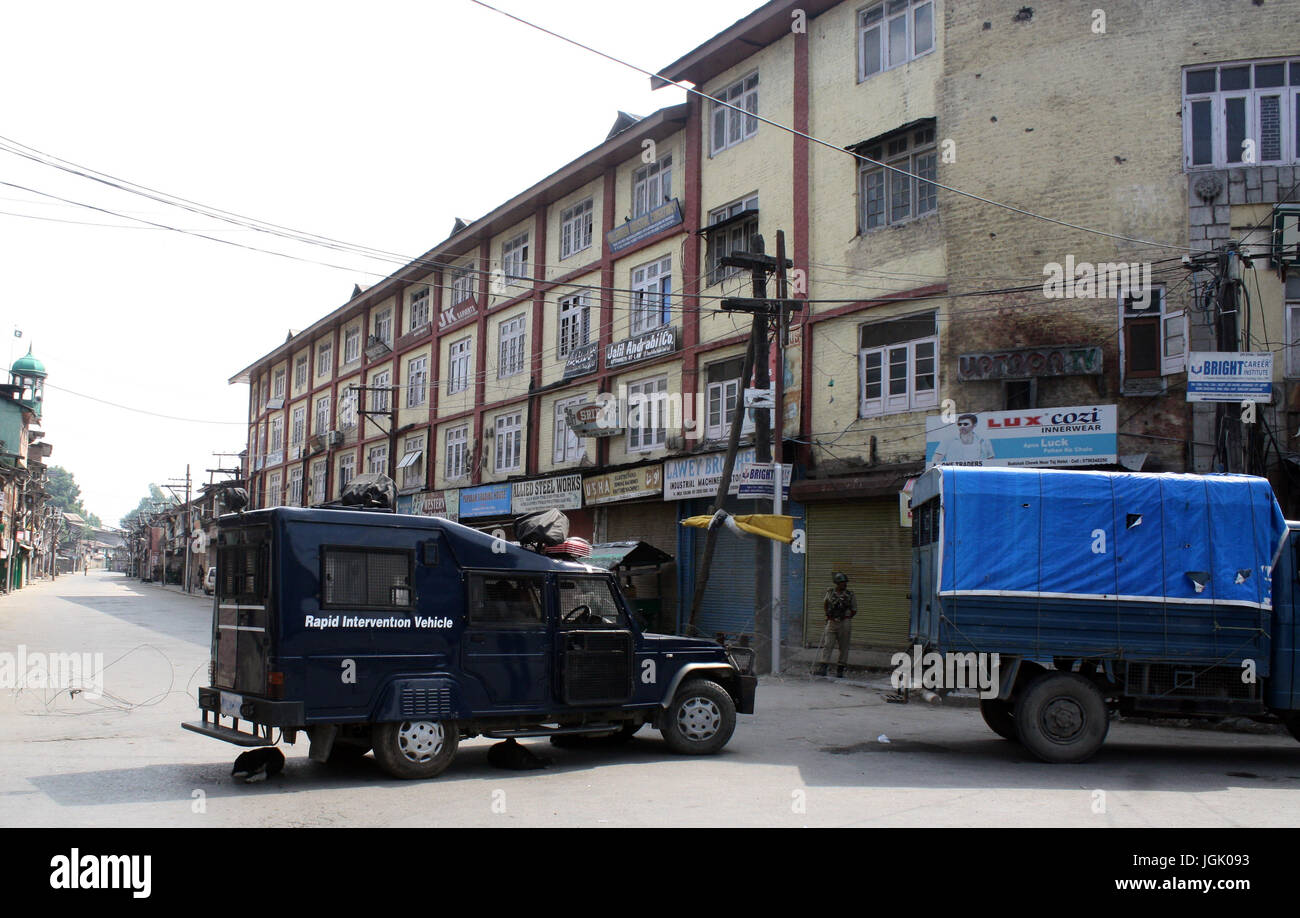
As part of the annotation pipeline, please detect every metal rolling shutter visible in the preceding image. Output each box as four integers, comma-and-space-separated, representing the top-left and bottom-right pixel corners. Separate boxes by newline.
803, 499, 910, 650
694, 497, 804, 644
603, 501, 680, 627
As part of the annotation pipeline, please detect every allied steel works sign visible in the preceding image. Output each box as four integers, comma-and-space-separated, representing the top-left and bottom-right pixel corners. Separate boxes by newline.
957, 346, 1103, 381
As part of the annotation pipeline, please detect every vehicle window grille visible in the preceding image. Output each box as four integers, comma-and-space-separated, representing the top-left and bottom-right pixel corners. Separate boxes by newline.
322, 548, 413, 609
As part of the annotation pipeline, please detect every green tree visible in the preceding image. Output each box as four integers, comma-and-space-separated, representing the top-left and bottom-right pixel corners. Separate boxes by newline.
120, 483, 175, 528
46, 466, 103, 538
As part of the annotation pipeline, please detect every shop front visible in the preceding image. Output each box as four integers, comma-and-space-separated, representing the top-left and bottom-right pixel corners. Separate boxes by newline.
792, 465, 921, 653
583, 464, 676, 629
666, 449, 804, 644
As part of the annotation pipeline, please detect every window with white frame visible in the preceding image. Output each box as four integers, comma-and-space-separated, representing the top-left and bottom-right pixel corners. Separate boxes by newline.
707, 196, 759, 285
408, 286, 431, 331
1119, 286, 1184, 387
310, 460, 327, 504
1287, 277, 1300, 377
498, 315, 527, 378
452, 265, 475, 305
368, 444, 389, 476
371, 370, 391, 412
857, 122, 938, 232
339, 387, 358, 429
315, 394, 331, 434
554, 396, 588, 464
398, 434, 425, 490
294, 354, 308, 391
1183, 59, 1300, 169
631, 256, 672, 335
339, 453, 356, 491
267, 470, 283, 508
252, 426, 261, 470
632, 155, 673, 218
407, 355, 428, 407
710, 74, 758, 156
705, 356, 746, 440
288, 467, 303, 507
494, 412, 522, 472
859, 0, 935, 81
317, 339, 333, 377
448, 337, 471, 394
269, 416, 284, 453
502, 233, 529, 284
344, 326, 361, 364
560, 198, 594, 258
859, 312, 939, 417
374, 308, 393, 346
558, 293, 591, 357
272, 369, 286, 400
291, 405, 306, 450
445, 425, 469, 480
627, 376, 669, 452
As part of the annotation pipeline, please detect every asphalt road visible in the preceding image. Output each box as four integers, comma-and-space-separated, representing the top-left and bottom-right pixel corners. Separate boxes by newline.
1, 571, 1298, 827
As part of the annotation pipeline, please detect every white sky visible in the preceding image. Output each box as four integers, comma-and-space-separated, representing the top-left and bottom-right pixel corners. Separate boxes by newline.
0, 0, 761, 525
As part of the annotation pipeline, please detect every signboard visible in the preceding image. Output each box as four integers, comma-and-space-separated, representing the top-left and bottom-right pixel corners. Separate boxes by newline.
583, 465, 663, 505
400, 489, 460, 522
511, 474, 583, 514
562, 342, 598, 379
459, 483, 512, 518
925, 405, 1117, 468
438, 299, 476, 330
736, 461, 792, 499
957, 346, 1103, 381
566, 398, 622, 437
664, 447, 757, 501
899, 477, 917, 527
606, 326, 678, 370
606, 199, 683, 254
1186, 352, 1273, 403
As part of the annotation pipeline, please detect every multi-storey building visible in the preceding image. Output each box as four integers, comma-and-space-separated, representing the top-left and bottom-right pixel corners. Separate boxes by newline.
232, 0, 1300, 664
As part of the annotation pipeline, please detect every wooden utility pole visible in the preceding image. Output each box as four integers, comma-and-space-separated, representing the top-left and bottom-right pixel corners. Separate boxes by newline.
686, 234, 794, 675
354, 382, 400, 482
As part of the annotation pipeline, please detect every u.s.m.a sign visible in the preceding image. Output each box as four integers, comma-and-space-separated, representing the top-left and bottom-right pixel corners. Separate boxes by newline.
606, 326, 678, 369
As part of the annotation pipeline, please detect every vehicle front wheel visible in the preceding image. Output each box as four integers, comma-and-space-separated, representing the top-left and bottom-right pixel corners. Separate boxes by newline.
372, 720, 458, 779
979, 697, 1018, 741
661, 679, 736, 755
1013, 672, 1108, 764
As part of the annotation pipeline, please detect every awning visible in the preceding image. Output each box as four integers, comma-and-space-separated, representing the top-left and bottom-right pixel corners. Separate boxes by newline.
396, 449, 423, 470
586, 541, 674, 570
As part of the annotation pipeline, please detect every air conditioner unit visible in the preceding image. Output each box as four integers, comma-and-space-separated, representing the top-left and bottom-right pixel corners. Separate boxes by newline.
666, 435, 685, 450
327, 431, 344, 447
308, 434, 326, 452
365, 335, 392, 360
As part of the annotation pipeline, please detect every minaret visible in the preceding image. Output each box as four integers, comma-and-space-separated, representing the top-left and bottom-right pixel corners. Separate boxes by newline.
9, 346, 46, 419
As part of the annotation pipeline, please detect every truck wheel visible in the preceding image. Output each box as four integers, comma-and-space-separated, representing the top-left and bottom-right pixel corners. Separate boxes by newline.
1014, 673, 1108, 764
372, 720, 458, 779
661, 680, 736, 755
979, 698, 1019, 741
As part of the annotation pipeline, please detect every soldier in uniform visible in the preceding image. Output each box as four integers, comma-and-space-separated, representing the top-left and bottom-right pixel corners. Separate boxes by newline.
813, 572, 856, 677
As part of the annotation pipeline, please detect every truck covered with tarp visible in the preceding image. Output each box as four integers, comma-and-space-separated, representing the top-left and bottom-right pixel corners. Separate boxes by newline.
908, 466, 1300, 762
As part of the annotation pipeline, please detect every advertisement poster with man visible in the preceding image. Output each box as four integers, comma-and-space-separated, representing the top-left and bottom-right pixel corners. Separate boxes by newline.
926, 405, 1117, 468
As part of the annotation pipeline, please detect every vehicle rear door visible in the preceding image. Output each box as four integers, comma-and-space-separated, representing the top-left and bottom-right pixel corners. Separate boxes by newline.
461, 571, 550, 708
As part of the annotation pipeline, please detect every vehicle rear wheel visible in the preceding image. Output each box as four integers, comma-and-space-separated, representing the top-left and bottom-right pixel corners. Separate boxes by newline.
372, 720, 458, 779
979, 697, 1018, 741
1013, 672, 1108, 764
661, 680, 736, 755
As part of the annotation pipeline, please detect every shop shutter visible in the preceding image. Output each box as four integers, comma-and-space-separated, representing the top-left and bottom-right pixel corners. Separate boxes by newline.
691, 496, 804, 645
603, 500, 680, 629
803, 498, 910, 650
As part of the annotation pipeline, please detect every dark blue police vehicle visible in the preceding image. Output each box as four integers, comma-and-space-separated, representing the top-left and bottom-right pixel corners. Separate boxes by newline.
182, 505, 756, 779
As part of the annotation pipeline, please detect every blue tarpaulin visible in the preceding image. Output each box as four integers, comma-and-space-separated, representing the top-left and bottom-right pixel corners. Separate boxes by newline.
936, 467, 1288, 609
